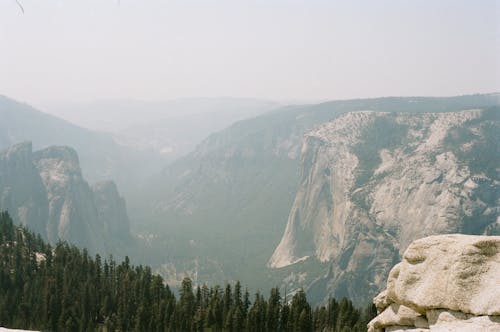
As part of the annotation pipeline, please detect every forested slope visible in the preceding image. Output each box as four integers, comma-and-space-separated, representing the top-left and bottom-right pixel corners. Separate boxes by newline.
0, 212, 374, 331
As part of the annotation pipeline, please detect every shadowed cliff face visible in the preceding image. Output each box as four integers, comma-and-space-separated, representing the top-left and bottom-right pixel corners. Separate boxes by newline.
92, 181, 131, 241
0, 142, 131, 254
0, 142, 48, 236
270, 109, 500, 304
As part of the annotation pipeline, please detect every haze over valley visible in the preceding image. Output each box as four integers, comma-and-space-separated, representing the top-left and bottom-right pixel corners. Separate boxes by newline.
0, 1, 499, 331
2, 93, 499, 302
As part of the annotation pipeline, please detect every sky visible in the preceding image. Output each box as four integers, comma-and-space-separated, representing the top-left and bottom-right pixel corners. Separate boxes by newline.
0, 0, 499, 105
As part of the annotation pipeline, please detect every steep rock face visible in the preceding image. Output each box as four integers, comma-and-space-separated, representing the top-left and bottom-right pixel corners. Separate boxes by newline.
33, 146, 100, 249
141, 95, 499, 291
92, 181, 131, 242
0, 142, 130, 253
368, 234, 500, 332
269, 109, 500, 304
0, 142, 48, 236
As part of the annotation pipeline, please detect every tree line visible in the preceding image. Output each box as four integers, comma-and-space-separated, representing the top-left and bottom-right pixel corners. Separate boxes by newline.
0, 212, 375, 331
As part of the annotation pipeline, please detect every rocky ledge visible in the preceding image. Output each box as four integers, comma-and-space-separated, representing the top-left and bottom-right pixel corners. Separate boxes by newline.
368, 234, 500, 332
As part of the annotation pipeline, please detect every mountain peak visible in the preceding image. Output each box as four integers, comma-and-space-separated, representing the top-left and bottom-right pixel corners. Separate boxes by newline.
33, 145, 80, 164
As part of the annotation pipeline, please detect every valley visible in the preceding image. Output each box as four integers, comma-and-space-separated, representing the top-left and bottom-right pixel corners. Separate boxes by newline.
1, 93, 498, 307
2, 2, 498, 330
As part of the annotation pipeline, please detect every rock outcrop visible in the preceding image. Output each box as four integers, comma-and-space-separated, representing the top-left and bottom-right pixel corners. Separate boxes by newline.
368, 234, 500, 332
269, 109, 499, 304
0, 142, 48, 236
33, 145, 101, 249
0, 142, 130, 254
92, 181, 131, 242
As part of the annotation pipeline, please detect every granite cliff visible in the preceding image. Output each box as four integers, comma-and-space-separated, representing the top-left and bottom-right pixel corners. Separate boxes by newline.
0, 142, 130, 254
146, 95, 499, 291
270, 109, 499, 304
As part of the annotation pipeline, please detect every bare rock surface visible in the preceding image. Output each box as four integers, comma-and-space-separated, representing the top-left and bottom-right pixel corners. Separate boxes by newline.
0, 142, 130, 254
368, 303, 423, 331
369, 234, 500, 332
269, 109, 499, 304
385, 328, 429, 332
426, 309, 500, 332
388, 234, 500, 316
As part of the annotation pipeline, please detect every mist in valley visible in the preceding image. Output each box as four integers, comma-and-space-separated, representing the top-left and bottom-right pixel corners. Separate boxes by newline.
0, 1, 499, 331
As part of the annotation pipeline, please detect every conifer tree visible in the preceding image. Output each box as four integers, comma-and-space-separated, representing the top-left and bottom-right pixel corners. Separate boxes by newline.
0, 212, 376, 332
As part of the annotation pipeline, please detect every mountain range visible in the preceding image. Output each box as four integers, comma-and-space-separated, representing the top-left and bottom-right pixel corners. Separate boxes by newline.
136, 94, 500, 297
1, 93, 499, 304
38, 98, 279, 162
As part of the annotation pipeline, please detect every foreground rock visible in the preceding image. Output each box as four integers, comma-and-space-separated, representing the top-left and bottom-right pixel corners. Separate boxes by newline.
368, 234, 500, 332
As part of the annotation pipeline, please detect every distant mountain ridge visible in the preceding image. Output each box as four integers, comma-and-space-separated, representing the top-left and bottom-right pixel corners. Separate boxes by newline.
0, 142, 131, 254
39, 97, 280, 161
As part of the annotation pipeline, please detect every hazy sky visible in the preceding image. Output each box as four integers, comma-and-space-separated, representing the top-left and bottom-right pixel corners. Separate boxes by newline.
1, 0, 499, 104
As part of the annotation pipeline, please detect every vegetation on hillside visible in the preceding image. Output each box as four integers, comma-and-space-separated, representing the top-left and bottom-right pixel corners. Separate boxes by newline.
0, 212, 375, 331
